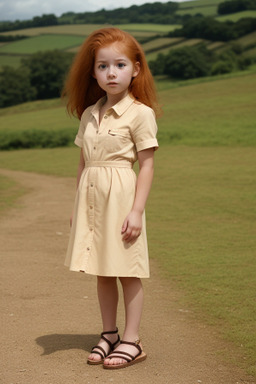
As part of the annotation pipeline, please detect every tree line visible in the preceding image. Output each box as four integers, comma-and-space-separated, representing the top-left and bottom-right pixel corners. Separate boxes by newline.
0, 51, 73, 108
218, 0, 256, 15
168, 17, 256, 41
1, 0, 255, 32
0, 13, 255, 108
149, 44, 253, 79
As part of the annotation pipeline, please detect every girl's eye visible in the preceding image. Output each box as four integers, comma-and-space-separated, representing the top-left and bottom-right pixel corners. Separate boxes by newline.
99, 64, 107, 70
117, 63, 126, 68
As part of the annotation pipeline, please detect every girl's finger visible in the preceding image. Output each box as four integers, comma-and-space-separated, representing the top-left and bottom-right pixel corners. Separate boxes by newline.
121, 218, 128, 234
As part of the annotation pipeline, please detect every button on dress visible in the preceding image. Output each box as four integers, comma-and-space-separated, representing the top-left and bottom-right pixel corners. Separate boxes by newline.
65, 93, 158, 278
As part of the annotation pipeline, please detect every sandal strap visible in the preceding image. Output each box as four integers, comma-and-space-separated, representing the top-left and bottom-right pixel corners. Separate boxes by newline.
120, 340, 142, 354
90, 328, 120, 358
107, 340, 142, 362
101, 328, 120, 351
101, 328, 119, 336
90, 345, 106, 359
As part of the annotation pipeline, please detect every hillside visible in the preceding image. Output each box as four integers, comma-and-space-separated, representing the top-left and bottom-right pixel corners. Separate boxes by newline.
0, 0, 256, 109
0, 0, 256, 72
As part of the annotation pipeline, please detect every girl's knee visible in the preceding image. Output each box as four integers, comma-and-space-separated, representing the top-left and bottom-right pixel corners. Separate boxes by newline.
119, 277, 141, 287
97, 276, 117, 286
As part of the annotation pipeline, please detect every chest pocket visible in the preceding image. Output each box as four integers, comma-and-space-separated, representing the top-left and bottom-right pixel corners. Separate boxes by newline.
106, 129, 131, 152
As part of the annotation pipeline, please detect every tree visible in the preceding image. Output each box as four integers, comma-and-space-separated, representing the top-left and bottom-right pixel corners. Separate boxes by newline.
218, 0, 256, 15
0, 66, 36, 108
22, 50, 74, 99
163, 46, 210, 79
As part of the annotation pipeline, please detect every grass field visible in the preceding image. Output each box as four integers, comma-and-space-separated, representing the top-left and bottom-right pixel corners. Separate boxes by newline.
1, 21, 256, 69
0, 23, 175, 38
0, 24, 107, 37
217, 10, 256, 22
0, 34, 85, 54
176, 5, 218, 17
0, 174, 28, 212
0, 73, 255, 147
0, 23, 181, 67
0, 65, 256, 377
146, 38, 207, 61
178, 0, 223, 8
0, 54, 24, 67
235, 31, 256, 48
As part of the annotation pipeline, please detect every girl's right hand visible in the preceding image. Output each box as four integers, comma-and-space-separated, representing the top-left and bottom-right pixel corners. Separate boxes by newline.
121, 210, 142, 243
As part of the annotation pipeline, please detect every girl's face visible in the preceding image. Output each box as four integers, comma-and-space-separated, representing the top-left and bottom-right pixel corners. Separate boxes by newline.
93, 43, 140, 100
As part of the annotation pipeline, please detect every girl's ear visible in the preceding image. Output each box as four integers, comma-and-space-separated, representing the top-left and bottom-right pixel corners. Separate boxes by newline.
133, 62, 140, 78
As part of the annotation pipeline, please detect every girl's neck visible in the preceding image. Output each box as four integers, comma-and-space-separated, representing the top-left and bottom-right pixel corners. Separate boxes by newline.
104, 90, 129, 110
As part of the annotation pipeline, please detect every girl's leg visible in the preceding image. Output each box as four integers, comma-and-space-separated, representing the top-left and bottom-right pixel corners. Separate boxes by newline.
104, 277, 144, 366
88, 276, 119, 362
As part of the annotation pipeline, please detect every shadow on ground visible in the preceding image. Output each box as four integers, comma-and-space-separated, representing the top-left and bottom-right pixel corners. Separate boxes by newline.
36, 334, 98, 355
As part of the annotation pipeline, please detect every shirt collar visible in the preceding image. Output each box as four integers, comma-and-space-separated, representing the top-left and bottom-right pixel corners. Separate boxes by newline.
111, 93, 135, 116
91, 93, 135, 118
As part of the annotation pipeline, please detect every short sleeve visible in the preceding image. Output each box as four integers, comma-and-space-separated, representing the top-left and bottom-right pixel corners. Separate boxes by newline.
74, 108, 89, 147
131, 105, 159, 152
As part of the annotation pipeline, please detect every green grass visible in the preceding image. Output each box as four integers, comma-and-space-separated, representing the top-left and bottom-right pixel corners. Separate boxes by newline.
0, 54, 24, 68
244, 47, 256, 58
0, 73, 255, 149
179, 0, 223, 8
157, 73, 256, 146
235, 31, 256, 48
216, 10, 256, 22
206, 41, 227, 50
0, 101, 77, 133
0, 34, 85, 54
115, 24, 180, 33
0, 24, 181, 63
142, 37, 180, 53
0, 23, 179, 39
176, 5, 218, 17
146, 38, 206, 61
148, 145, 256, 376
0, 174, 27, 211
0, 24, 106, 37
0, 147, 78, 176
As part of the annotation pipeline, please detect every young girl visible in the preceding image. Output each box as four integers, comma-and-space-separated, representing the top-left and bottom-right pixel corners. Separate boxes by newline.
63, 27, 160, 370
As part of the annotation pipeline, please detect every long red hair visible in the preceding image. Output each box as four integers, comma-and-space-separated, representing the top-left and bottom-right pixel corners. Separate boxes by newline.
62, 27, 160, 119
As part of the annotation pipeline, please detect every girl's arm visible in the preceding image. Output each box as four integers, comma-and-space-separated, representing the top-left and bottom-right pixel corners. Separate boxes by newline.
122, 147, 154, 243
70, 149, 85, 226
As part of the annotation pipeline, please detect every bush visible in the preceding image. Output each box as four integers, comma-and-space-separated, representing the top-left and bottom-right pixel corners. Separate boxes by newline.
211, 60, 234, 75
149, 53, 166, 76
0, 129, 74, 150
0, 67, 36, 108
22, 50, 74, 100
163, 46, 210, 79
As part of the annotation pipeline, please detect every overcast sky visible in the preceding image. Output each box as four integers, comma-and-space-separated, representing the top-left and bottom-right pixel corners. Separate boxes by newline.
0, 0, 192, 21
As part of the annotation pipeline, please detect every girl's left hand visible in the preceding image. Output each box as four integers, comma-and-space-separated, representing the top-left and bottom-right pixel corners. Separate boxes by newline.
121, 210, 142, 243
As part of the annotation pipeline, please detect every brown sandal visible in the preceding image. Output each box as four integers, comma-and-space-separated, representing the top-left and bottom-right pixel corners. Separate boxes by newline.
103, 339, 147, 370
87, 328, 120, 365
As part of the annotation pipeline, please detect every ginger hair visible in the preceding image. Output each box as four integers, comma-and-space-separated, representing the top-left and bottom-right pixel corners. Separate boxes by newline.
62, 27, 160, 119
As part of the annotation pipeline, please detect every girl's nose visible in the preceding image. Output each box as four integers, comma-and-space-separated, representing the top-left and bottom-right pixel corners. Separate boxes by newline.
108, 66, 116, 78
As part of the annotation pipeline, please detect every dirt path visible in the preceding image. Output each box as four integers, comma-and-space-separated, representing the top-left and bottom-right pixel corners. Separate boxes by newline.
1, 169, 254, 384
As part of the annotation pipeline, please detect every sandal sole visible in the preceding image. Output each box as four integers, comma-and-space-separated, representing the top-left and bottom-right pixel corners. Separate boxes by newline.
103, 352, 147, 370
87, 359, 104, 365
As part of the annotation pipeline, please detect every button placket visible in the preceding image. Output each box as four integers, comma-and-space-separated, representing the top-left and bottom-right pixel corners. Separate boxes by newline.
87, 165, 96, 253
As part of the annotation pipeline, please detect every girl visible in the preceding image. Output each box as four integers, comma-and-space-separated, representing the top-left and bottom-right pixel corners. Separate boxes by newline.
63, 27, 160, 370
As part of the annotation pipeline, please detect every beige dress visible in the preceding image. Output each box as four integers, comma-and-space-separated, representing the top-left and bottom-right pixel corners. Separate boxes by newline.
65, 93, 158, 278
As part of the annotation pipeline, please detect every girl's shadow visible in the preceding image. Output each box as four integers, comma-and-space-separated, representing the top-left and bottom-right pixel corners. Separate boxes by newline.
35, 334, 98, 356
